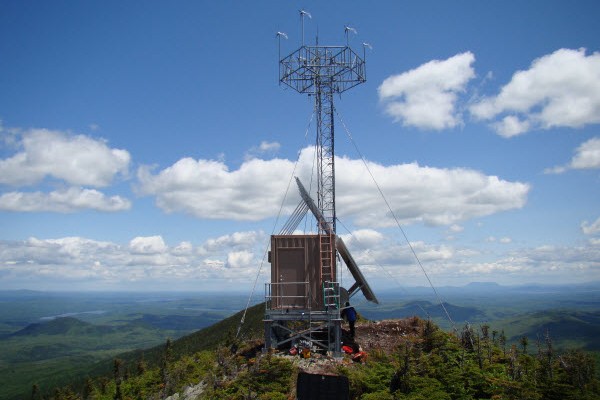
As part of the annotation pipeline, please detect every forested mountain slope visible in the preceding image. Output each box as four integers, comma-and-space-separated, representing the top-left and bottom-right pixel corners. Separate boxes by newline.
42, 308, 600, 400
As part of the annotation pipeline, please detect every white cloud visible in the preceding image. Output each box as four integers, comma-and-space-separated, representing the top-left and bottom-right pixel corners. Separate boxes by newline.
259, 141, 281, 152
582, 217, 600, 235
129, 236, 167, 254
470, 48, 600, 136
449, 224, 464, 233
199, 231, 264, 255
378, 52, 476, 130
0, 187, 131, 212
409, 241, 454, 261
245, 141, 281, 160
570, 137, 600, 169
173, 241, 193, 255
348, 232, 600, 287
1, 229, 598, 290
226, 250, 254, 269
334, 155, 530, 227
138, 147, 530, 228
340, 229, 384, 248
4, 237, 119, 273
137, 157, 294, 221
0, 129, 130, 187
0, 231, 267, 290
492, 116, 531, 138
545, 137, 600, 174
487, 236, 512, 244
203, 259, 225, 270
0, 128, 131, 213
345, 234, 456, 270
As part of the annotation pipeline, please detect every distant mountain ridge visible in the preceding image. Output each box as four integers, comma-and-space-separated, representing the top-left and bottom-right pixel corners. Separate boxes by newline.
504, 310, 600, 351
8, 317, 114, 337
465, 282, 501, 288
362, 300, 485, 322
377, 281, 600, 294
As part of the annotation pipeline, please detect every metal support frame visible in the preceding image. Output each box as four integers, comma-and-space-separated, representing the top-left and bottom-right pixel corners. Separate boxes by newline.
264, 281, 341, 353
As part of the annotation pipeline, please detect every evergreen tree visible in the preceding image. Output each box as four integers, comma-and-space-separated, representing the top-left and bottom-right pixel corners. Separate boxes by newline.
520, 336, 529, 355
82, 378, 94, 400
545, 329, 555, 381
480, 324, 490, 341
31, 384, 42, 400
161, 338, 174, 396
165, 337, 173, 363
390, 342, 412, 394
98, 377, 109, 395
422, 318, 436, 352
508, 345, 521, 380
475, 332, 483, 369
460, 324, 475, 351
137, 353, 147, 375
559, 349, 596, 393
499, 329, 507, 357
113, 358, 123, 400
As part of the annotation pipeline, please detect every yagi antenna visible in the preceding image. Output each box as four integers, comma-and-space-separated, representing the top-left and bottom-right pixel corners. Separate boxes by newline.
299, 9, 312, 46
362, 42, 372, 61
276, 32, 288, 81
344, 25, 357, 46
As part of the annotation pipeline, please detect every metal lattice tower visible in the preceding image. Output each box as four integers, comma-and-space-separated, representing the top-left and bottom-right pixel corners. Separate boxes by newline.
279, 26, 366, 235
264, 15, 370, 357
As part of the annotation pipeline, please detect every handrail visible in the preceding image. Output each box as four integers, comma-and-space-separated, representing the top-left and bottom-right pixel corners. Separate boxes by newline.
265, 281, 311, 310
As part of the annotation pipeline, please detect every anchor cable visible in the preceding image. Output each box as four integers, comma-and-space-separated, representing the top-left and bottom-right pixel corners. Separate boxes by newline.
236, 112, 315, 338
336, 109, 456, 330
335, 217, 432, 320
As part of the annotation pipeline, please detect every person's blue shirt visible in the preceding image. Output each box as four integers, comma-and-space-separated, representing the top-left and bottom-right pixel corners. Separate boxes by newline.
342, 306, 356, 322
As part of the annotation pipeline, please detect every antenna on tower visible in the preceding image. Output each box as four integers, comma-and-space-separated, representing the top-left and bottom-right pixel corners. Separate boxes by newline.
299, 9, 311, 46
276, 31, 288, 80
344, 25, 357, 46
362, 42, 372, 63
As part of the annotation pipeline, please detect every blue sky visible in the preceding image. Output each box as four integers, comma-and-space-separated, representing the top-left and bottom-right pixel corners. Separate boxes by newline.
0, 1, 599, 293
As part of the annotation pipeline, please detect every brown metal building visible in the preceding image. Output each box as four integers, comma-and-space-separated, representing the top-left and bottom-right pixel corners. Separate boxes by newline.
269, 234, 337, 310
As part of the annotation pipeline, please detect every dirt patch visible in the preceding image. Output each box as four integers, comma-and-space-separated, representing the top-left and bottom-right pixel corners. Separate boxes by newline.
272, 317, 424, 375
353, 317, 423, 354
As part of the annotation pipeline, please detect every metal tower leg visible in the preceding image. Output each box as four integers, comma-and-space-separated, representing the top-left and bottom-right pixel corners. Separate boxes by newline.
263, 318, 273, 352
334, 318, 341, 357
